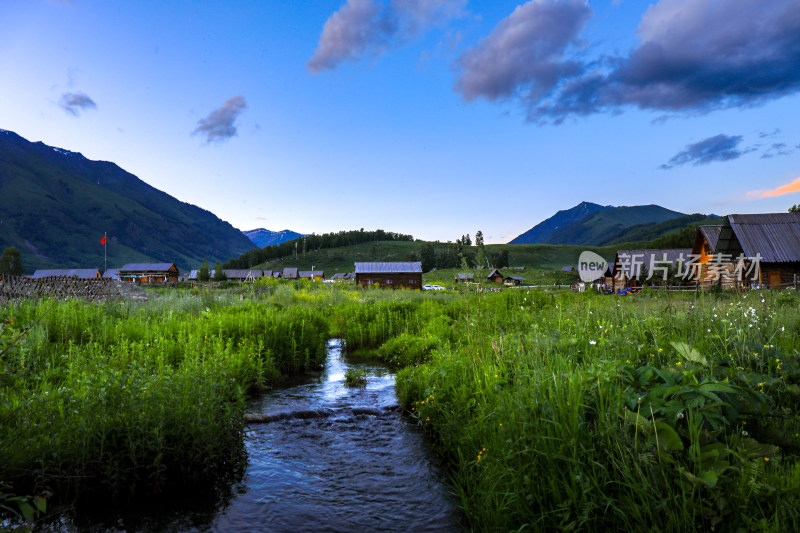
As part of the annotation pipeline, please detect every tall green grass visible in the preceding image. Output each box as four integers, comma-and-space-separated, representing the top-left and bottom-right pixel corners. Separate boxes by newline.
397, 289, 800, 531
0, 289, 330, 514
3, 283, 799, 531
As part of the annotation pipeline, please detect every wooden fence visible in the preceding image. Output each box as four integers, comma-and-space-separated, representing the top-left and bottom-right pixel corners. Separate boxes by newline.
0, 275, 124, 305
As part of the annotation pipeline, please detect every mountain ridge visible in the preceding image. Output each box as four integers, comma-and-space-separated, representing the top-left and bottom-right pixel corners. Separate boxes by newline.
509, 202, 689, 246
0, 128, 255, 273
243, 228, 306, 248
509, 201, 613, 244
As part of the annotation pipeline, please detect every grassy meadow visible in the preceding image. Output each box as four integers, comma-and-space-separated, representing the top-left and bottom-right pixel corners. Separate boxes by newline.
2, 280, 800, 531
244, 239, 622, 281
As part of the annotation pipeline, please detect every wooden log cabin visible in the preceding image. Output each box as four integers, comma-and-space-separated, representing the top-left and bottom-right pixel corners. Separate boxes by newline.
714, 213, 800, 289
690, 225, 738, 289
354, 262, 422, 289
299, 270, 325, 281
486, 269, 504, 283
118, 263, 179, 284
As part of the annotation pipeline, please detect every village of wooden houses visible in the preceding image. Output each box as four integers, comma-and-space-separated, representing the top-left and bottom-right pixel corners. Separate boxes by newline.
20, 212, 800, 293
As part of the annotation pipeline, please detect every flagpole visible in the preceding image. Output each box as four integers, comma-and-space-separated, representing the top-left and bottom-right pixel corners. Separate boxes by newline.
104, 231, 107, 274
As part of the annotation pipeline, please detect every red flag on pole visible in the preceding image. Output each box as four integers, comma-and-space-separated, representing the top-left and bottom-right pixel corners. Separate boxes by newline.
100, 235, 106, 245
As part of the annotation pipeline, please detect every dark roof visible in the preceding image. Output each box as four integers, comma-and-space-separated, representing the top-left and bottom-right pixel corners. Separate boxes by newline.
328, 273, 346, 280
354, 262, 422, 274
505, 276, 526, 281
224, 269, 266, 279
119, 263, 177, 273
103, 269, 120, 279
698, 225, 723, 252
561, 266, 575, 272
486, 269, 502, 279
299, 270, 324, 278
613, 249, 692, 278
343, 272, 355, 280
455, 273, 474, 280
31, 269, 100, 279
717, 213, 800, 263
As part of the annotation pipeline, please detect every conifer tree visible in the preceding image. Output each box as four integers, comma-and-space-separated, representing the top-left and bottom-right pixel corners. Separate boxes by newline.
213, 261, 227, 281
198, 259, 210, 282
0, 247, 24, 276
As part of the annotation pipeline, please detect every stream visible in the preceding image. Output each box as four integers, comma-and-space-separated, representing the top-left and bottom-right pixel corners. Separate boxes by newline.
56, 339, 460, 532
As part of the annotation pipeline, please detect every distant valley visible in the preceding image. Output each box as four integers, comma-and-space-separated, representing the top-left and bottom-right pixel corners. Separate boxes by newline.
0, 128, 719, 275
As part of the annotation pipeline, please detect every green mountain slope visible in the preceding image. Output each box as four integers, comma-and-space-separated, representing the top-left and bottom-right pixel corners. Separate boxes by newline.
508, 201, 613, 244
604, 214, 723, 246
542, 204, 686, 245
0, 129, 254, 273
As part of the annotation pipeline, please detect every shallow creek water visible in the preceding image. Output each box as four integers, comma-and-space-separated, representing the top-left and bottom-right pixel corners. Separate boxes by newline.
57, 339, 460, 532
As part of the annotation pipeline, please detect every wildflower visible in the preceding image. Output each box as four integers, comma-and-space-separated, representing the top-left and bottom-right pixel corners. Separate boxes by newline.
676, 412, 684, 420
589, 340, 597, 345
764, 457, 770, 462
658, 348, 663, 353
676, 361, 682, 366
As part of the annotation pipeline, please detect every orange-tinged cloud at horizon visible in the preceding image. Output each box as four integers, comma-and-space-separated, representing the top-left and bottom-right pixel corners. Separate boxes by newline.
748, 176, 800, 199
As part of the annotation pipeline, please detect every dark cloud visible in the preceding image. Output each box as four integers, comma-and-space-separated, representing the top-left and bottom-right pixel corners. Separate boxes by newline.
455, 0, 591, 103
761, 142, 793, 159
308, 0, 466, 73
58, 91, 97, 116
661, 134, 753, 169
458, 0, 800, 124
192, 95, 247, 143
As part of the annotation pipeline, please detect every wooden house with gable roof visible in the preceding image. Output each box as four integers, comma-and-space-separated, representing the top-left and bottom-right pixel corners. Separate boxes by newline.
714, 213, 800, 288
118, 263, 179, 284
486, 269, 504, 283
354, 262, 422, 289
299, 270, 325, 281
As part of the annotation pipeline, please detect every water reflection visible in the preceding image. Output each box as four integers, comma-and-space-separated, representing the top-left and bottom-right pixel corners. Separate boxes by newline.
47, 340, 460, 532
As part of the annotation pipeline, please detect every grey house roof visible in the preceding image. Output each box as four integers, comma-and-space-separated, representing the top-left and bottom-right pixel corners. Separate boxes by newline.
698, 225, 723, 253
329, 272, 346, 280
282, 267, 299, 279
188, 269, 266, 280
119, 263, 177, 273
103, 269, 120, 280
224, 269, 267, 280
717, 213, 800, 263
561, 266, 575, 272
354, 262, 422, 274
613, 249, 692, 278
31, 269, 100, 279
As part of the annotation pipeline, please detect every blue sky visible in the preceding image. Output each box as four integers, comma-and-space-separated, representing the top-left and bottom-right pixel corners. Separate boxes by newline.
1, 0, 799, 244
